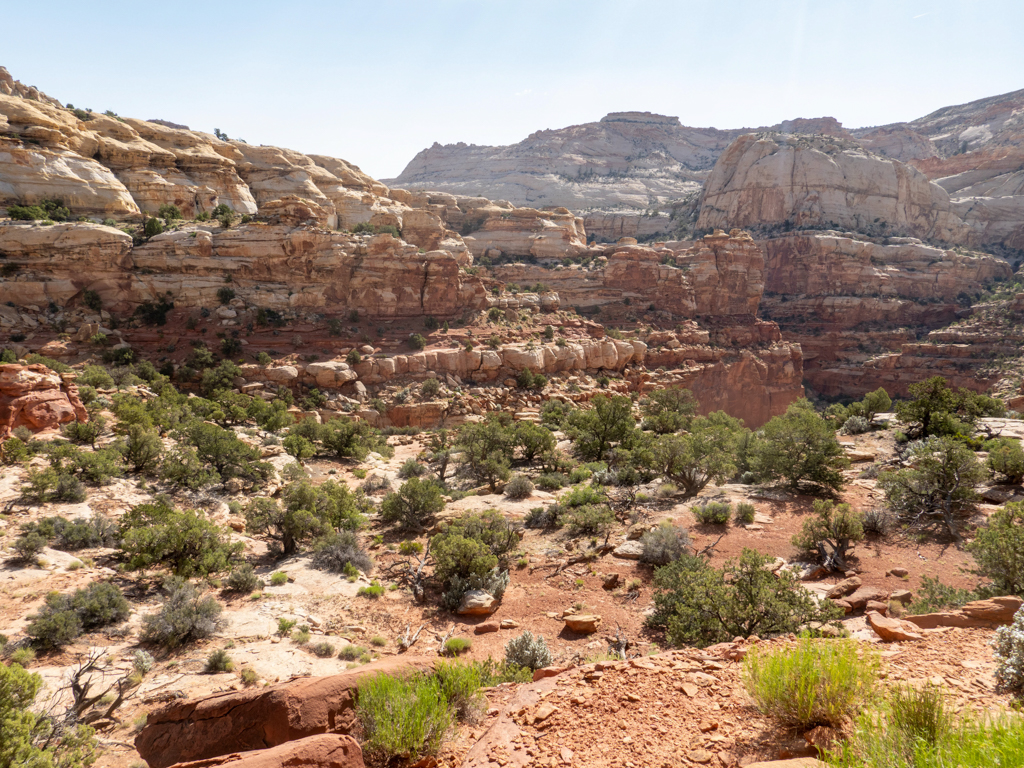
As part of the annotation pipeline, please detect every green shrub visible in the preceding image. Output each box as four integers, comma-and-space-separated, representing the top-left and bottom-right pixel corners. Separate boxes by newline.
640, 387, 697, 434
986, 438, 1024, 484
371, 635, 387, 647
879, 436, 984, 541
504, 474, 534, 500
245, 478, 365, 556
357, 581, 384, 598
205, 649, 234, 673
792, 499, 865, 571
639, 522, 691, 565
338, 643, 366, 661
398, 458, 427, 479
143, 217, 164, 238
216, 286, 235, 304
907, 576, 977, 614
240, 667, 259, 686
380, 478, 445, 531
565, 505, 615, 536
504, 631, 552, 670
118, 425, 163, 474
19, 514, 118, 552
442, 637, 472, 658
535, 472, 567, 491
563, 394, 637, 460
62, 419, 102, 446
692, 501, 731, 525
158, 204, 182, 220
25, 581, 130, 648
292, 628, 311, 644
12, 530, 46, 563
226, 563, 262, 592
408, 333, 426, 350
141, 578, 224, 649
735, 502, 756, 524
970, 502, 1024, 596
311, 531, 373, 574
742, 637, 878, 729
399, 540, 424, 556
648, 549, 843, 647
420, 378, 441, 399
0, 660, 97, 767
895, 376, 1004, 440
270, 571, 288, 586
829, 687, 1024, 768
749, 399, 849, 494
311, 641, 335, 658
357, 672, 453, 765
121, 500, 242, 577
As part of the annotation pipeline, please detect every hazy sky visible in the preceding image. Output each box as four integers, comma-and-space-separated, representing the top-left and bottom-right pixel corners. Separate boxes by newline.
5, 0, 1022, 179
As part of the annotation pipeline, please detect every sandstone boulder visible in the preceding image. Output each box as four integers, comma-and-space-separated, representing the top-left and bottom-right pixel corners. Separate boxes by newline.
906, 596, 1023, 630
563, 615, 601, 634
167, 735, 364, 768
867, 611, 924, 642
845, 586, 889, 611
612, 540, 644, 560
825, 576, 861, 600
457, 590, 498, 615
135, 656, 433, 768
0, 364, 88, 437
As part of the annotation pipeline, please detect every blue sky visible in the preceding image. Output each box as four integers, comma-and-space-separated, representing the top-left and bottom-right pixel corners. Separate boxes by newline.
5, 0, 1022, 179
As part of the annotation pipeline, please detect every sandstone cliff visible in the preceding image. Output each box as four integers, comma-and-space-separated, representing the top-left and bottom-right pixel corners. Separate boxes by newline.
757, 231, 1011, 396
696, 133, 971, 244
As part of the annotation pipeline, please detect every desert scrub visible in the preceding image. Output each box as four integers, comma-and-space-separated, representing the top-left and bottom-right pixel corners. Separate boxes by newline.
226, 563, 262, 592
993, 603, 1024, 696
269, 571, 288, 586
277, 618, 297, 636
639, 522, 691, 565
357, 580, 384, 598
338, 643, 366, 661
504, 630, 552, 671
141, 578, 224, 649
311, 641, 335, 658
829, 686, 1024, 768
443, 637, 472, 656
692, 501, 731, 524
435, 659, 486, 722
504, 474, 534, 500
239, 667, 259, 686
356, 673, 453, 765
734, 502, 756, 524
743, 637, 877, 729
204, 649, 234, 673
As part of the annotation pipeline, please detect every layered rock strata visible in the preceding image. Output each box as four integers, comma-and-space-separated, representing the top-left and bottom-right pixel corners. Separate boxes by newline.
757, 231, 1011, 396
0, 222, 487, 319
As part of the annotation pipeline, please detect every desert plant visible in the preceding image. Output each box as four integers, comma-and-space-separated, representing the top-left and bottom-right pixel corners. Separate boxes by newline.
504, 630, 552, 671
692, 501, 731, 525
879, 436, 985, 541
358, 581, 385, 599
640, 387, 697, 434
792, 499, 865, 571
121, 500, 242, 577
970, 502, 1024, 596
648, 549, 843, 647
380, 478, 446, 531
842, 415, 871, 434
993, 603, 1024, 695
205, 649, 234, 673
734, 502, 756, 524
140, 578, 224, 649
26, 582, 130, 649
311, 641, 335, 658
270, 571, 288, 586
504, 474, 534, 500
443, 637, 472, 656
311, 531, 373, 574
743, 637, 878, 729
749, 399, 849, 494
639, 522, 691, 565
987, 437, 1024, 484
356, 672, 453, 765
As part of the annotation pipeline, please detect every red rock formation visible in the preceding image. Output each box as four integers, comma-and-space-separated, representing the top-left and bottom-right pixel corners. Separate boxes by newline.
136, 656, 433, 768
165, 735, 364, 768
0, 363, 88, 437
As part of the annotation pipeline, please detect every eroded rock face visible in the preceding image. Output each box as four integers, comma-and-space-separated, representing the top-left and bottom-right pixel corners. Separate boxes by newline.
697, 133, 970, 245
0, 363, 88, 437
0, 221, 487, 319
136, 657, 433, 768
758, 231, 1011, 397
166, 735, 364, 768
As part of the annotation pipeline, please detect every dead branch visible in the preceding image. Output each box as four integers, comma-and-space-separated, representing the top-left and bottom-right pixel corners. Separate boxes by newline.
398, 624, 424, 652
607, 625, 630, 660
695, 532, 726, 559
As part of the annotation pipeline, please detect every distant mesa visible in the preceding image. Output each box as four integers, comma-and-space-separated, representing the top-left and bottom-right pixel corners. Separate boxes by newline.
599, 112, 682, 126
